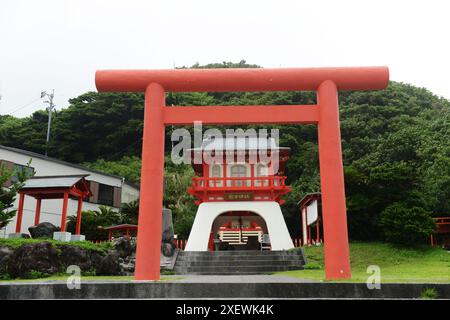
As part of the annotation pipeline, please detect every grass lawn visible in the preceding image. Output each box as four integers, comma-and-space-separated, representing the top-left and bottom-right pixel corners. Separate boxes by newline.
276, 242, 450, 283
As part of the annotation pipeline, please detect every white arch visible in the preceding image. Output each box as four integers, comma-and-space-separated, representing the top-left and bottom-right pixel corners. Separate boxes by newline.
185, 201, 294, 251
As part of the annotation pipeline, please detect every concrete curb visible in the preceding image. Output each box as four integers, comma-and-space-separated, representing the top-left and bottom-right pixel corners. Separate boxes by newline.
1, 281, 449, 299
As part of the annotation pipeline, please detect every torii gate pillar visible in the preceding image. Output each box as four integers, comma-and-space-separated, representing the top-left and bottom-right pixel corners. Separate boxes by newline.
134, 83, 166, 280
95, 66, 389, 281
317, 80, 351, 278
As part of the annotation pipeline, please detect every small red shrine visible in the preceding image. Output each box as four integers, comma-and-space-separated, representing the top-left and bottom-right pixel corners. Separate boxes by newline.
13, 175, 91, 240
184, 135, 295, 251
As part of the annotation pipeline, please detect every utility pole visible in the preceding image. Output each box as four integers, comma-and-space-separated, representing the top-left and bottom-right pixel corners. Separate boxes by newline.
41, 90, 55, 156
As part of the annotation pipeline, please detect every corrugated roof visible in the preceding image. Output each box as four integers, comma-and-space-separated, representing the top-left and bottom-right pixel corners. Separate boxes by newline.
22, 174, 89, 189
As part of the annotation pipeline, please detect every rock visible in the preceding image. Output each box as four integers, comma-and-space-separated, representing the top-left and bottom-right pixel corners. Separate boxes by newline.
119, 256, 135, 276
58, 245, 102, 273
162, 208, 174, 242
113, 237, 133, 258
95, 250, 121, 276
28, 222, 60, 239
0, 246, 13, 276
161, 242, 175, 257
7, 242, 60, 278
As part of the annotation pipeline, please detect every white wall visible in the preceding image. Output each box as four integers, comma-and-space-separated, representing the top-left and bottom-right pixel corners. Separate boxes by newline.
185, 201, 294, 251
122, 183, 140, 204
1, 197, 106, 237
0, 148, 139, 237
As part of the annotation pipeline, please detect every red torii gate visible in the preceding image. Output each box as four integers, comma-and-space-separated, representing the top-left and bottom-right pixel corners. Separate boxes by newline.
95, 66, 389, 280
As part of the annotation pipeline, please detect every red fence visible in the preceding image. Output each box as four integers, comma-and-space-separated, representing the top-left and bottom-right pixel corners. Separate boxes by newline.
175, 239, 187, 250
190, 176, 288, 191
92, 238, 310, 249
174, 238, 308, 250
431, 217, 450, 247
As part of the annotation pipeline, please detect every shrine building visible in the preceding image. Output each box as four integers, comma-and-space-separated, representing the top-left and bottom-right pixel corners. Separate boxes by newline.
184, 135, 295, 251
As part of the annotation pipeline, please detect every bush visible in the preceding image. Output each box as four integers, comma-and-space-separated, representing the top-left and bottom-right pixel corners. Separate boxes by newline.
0, 237, 112, 253
66, 206, 121, 241
379, 202, 436, 246
25, 270, 51, 279
0, 160, 34, 229
303, 262, 321, 270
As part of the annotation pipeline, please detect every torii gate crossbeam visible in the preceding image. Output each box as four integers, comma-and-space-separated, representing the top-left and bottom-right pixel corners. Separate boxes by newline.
95, 66, 389, 281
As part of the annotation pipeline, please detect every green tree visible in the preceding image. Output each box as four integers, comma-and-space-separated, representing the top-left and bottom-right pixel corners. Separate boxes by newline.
0, 161, 34, 229
379, 202, 436, 245
66, 206, 121, 241
163, 157, 197, 239
119, 200, 139, 225
82, 156, 142, 183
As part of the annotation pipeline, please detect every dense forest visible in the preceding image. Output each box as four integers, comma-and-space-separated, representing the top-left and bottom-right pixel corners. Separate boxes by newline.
1, 61, 449, 244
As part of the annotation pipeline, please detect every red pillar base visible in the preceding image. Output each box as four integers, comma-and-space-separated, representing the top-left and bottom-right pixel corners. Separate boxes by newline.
75, 196, 83, 235
60, 192, 69, 232
15, 193, 25, 233
34, 198, 42, 226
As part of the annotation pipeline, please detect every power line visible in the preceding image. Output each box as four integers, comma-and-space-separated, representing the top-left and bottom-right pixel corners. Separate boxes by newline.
106, 139, 141, 161
2, 97, 42, 115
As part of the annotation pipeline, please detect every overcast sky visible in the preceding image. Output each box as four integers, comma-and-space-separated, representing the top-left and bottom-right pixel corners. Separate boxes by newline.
1, 0, 449, 117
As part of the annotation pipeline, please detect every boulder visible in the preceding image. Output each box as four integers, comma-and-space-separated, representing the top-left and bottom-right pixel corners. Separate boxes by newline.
7, 242, 60, 278
95, 250, 121, 276
0, 246, 13, 276
28, 222, 60, 239
113, 237, 134, 258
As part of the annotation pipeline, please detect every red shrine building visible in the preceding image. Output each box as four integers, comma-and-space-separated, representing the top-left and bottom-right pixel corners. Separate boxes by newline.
184, 135, 295, 251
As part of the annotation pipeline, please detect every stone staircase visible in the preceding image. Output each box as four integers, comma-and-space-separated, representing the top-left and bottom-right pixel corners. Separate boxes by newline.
173, 250, 306, 275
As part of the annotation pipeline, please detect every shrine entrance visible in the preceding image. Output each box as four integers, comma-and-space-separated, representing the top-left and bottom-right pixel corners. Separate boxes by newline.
184, 201, 293, 252
209, 211, 268, 251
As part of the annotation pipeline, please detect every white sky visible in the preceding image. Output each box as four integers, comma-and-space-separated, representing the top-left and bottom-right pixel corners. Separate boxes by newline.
0, 0, 449, 117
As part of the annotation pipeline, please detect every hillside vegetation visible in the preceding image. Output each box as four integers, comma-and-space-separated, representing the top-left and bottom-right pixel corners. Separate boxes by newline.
1, 61, 449, 242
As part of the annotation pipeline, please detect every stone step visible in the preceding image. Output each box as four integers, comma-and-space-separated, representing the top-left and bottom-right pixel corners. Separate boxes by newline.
177, 251, 304, 257
176, 255, 305, 263
175, 259, 304, 267
173, 250, 306, 275
177, 250, 303, 257
176, 255, 303, 260
173, 265, 304, 274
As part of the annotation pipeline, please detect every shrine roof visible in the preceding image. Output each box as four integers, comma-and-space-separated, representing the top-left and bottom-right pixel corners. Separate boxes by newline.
22, 174, 90, 189
298, 192, 321, 207
188, 136, 290, 152
103, 224, 138, 231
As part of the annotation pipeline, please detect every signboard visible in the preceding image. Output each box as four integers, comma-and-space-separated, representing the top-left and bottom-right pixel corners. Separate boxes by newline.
307, 200, 318, 226
224, 193, 254, 201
